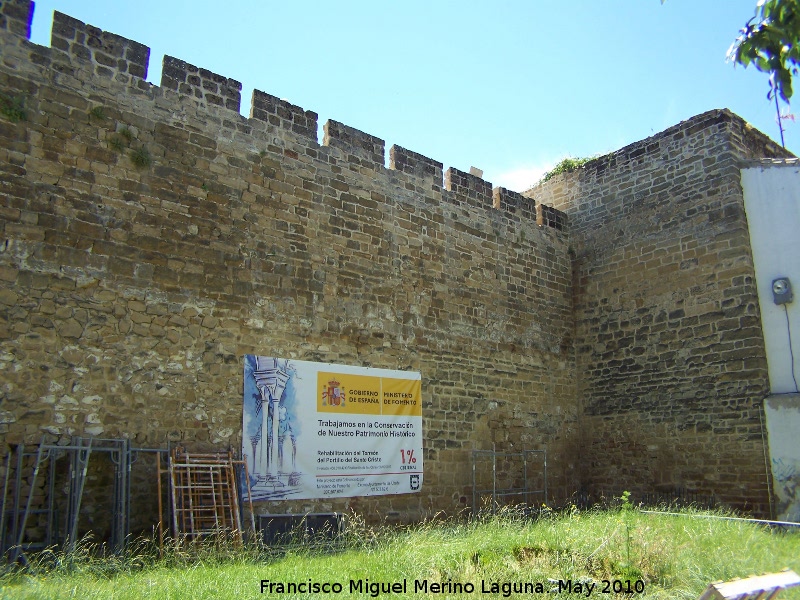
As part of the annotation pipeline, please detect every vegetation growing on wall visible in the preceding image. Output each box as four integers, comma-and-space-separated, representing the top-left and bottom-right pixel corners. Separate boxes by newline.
0, 92, 26, 122
89, 106, 106, 121
541, 157, 592, 182
130, 146, 152, 169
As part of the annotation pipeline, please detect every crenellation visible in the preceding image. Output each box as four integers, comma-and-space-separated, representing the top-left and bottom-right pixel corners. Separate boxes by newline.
323, 119, 385, 168
537, 204, 567, 231
444, 167, 492, 209
0, 4, 535, 230
161, 56, 241, 112
493, 187, 535, 222
389, 144, 443, 187
0, 0, 33, 39
250, 89, 318, 141
51, 11, 150, 82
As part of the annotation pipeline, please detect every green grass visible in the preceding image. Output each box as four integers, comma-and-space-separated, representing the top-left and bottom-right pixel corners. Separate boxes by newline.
0, 92, 27, 122
109, 135, 126, 152
118, 127, 134, 143
130, 146, 152, 169
1, 509, 798, 599
89, 106, 106, 121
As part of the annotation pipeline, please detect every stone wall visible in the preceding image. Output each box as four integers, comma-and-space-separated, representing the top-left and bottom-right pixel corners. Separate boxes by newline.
0, 0, 794, 533
0, 1, 577, 529
526, 110, 792, 514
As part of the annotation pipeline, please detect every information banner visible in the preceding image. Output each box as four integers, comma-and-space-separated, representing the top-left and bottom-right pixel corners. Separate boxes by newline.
242, 356, 423, 501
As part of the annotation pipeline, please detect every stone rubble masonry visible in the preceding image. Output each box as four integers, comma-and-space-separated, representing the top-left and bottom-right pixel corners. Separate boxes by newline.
444, 167, 493, 211
390, 145, 443, 185
250, 90, 318, 142
0, 0, 792, 526
50, 11, 150, 83
493, 187, 535, 223
0, 1, 574, 526
161, 56, 241, 112
536, 203, 567, 231
0, 0, 31, 39
525, 109, 792, 515
323, 120, 385, 168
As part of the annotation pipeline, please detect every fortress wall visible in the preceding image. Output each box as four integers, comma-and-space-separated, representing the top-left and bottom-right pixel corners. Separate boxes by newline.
0, 1, 576, 526
527, 110, 792, 514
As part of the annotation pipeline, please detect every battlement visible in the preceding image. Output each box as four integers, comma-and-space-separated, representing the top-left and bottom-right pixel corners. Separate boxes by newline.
251, 89, 318, 141
0, 1, 566, 232
161, 56, 241, 112
445, 167, 493, 210
0, 0, 31, 38
493, 188, 536, 223
389, 145, 443, 185
323, 120, 385, 169
51, 11, 149, 82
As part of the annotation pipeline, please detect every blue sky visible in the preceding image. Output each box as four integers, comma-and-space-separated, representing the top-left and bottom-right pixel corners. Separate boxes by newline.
26, 1, 798, 192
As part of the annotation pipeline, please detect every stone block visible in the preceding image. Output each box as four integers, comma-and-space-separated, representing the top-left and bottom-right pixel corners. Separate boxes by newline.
323, 120, 384, 167
162, 55, 240, 112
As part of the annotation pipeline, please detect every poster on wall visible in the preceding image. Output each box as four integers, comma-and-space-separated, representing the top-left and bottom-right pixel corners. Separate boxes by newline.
242, 356, 423, 502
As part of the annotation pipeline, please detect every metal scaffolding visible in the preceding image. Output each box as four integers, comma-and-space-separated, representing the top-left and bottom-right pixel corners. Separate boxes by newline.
0, 437, 145, 563
471, 447, 547, 515
2, 438, 260, 561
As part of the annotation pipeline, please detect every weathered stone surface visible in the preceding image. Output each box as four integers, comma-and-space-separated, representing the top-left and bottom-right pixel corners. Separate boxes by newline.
526, 109, 790, 516
0, 2, 791, 534
0, 3, 576, 529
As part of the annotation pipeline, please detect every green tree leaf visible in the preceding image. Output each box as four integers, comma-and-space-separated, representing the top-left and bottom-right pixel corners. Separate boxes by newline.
728, 0, 800, 104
